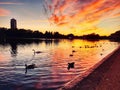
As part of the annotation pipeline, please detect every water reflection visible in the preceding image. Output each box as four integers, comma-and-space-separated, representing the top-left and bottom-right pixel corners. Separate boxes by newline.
54, 39, 59, 45
45, 39, 53, 46
9, 41, 18, 57
0, 39, 119, 90
45, 39, 60, 46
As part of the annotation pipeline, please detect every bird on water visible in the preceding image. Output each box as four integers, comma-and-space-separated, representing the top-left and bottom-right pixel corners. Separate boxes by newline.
25, 64, 36, 69
67, 62, 75, 70
32, 49, 42, 54
25, 63, 37, 74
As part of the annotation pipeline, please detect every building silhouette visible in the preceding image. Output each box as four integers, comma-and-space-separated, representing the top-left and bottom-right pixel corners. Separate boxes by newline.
10, 18, 17, 30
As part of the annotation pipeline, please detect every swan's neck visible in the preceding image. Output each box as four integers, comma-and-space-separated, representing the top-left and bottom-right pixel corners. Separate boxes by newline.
33, 50, 36, 53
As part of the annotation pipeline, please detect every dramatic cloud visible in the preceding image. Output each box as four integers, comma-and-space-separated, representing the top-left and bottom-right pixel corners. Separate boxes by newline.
44, 0, 120, 27
0, 8, 10, 16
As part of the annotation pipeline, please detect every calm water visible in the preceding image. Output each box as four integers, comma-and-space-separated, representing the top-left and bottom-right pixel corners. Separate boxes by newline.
0, 39, 119, 90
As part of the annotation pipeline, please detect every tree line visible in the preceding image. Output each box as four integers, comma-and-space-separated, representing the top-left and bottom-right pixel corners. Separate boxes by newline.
0, 27, 120, 41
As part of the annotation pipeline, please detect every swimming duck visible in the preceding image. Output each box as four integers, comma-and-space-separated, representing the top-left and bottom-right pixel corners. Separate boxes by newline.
25, 64, 36, 69
68, 62, 75, 70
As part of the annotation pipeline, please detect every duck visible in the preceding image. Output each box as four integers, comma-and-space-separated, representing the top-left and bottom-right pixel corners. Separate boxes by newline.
32, 49, 42, 54
68, 62, 75, 70
72, 50, 76, 53
72, 46, 75, 48
100, 53, 103, 56
25, 64, 36, 69
102, 49, 104, 51
69, 54, 73, 57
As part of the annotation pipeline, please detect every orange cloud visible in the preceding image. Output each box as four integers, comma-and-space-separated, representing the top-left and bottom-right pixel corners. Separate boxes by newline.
0, 8, 10, 16
113, 12, 120, 17
44, 0, 120, 26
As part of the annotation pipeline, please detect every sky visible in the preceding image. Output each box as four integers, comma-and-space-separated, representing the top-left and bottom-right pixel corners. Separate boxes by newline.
0, 0, 120, 36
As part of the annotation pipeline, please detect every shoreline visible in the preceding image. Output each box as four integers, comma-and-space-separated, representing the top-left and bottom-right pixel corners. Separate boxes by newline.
59, 46, 120, 90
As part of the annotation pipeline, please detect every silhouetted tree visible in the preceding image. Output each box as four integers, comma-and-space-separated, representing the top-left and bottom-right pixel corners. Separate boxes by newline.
0, 27, 112, 40
109, 30, 120, 41
82, 33, 100, 40
67, 34, 74, 39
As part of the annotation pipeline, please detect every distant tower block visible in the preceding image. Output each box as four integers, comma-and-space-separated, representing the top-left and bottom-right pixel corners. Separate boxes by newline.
10, 18, 17, 30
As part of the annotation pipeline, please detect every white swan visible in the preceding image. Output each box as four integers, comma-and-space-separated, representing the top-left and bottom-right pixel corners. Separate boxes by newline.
32, 49, 42, 54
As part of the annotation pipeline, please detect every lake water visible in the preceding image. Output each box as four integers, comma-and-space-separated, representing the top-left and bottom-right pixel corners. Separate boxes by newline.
0, 39, 119, 90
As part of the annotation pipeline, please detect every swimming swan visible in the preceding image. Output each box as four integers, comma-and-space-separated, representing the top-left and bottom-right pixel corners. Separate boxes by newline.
32, 49, 42, 54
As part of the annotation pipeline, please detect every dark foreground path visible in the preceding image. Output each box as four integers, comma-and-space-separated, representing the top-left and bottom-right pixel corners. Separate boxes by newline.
60, 46, 120, 90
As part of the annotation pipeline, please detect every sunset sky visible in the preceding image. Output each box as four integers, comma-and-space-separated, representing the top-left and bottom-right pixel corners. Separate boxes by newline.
0, 0, 120, 36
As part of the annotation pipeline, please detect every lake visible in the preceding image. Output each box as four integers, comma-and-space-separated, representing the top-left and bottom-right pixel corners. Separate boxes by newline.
0, 39, 119, 90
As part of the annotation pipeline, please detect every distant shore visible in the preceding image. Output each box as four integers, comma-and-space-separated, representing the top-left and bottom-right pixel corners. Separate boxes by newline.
1, 27, 120, 41
60, 45, 120, 90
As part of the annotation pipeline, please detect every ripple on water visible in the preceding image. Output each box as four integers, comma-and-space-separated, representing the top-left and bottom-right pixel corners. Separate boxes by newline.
0, 40, 119, 90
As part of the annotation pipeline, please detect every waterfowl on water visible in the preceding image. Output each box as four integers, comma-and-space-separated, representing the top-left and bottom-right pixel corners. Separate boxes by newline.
72, 46, 75, 48
68, 62, 75, 70
69, 54, 73, 56
25, 64, 36, 69
32, 49, 42, 54
72, 50, 76, 53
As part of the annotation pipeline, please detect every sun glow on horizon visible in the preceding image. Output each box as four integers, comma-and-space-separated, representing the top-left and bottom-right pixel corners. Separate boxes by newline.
42, 0, 120, 36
